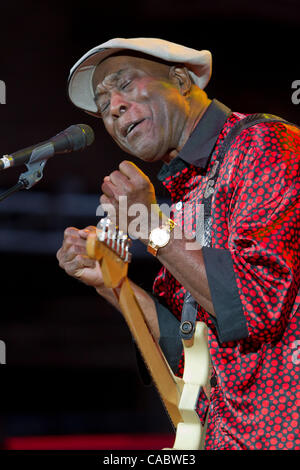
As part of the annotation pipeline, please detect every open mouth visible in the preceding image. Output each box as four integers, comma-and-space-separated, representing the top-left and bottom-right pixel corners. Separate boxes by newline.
125, 119, 145, 137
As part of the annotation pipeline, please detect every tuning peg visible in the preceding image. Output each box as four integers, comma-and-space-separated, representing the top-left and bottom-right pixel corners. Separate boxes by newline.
107, 228, 118, 251
102, 217, 112, 229
107, 224, 116, 238
115, 229, 121, 254
124, 238, 132, 263
107, 222, 118, 250
96, 217, 111, 241
118, 232, 130, 260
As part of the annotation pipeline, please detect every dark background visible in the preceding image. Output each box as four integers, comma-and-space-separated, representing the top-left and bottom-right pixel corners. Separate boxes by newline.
0, 0, 299, 446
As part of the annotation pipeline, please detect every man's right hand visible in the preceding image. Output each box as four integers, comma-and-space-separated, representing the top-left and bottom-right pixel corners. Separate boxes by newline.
56, 226, 105, 289
56, 226, 160, 340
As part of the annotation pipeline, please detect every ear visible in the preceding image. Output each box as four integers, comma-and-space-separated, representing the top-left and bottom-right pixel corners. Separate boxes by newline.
169, 66, 192, 96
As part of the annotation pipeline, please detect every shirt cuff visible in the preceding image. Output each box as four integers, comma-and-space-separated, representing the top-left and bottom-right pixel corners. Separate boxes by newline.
202, 247, 249, 343
151, 296, 183, 374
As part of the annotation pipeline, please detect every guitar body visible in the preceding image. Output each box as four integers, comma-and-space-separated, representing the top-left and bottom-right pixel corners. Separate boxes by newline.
172, 322, 211, 450
86, 223, 211, 450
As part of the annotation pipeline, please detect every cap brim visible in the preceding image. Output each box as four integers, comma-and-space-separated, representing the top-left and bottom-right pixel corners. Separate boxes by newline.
68, 48, 125, 116
68, 39, 212, 115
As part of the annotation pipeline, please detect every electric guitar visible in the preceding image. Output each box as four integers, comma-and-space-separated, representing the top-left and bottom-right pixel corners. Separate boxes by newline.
86, 218, 211, 450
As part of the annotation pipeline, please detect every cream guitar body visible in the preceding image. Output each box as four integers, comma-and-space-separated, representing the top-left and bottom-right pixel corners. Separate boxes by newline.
86, 219, 211, 450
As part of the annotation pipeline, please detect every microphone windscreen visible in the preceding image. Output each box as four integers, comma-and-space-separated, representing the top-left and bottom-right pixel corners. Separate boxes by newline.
77, 124, 95, 147
53, 124, 95, 153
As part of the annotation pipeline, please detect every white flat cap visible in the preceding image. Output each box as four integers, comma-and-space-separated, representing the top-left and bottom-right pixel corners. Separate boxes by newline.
67, 37, 212, 116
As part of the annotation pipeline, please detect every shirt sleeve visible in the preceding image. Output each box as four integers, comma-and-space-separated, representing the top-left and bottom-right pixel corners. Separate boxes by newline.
202, 247, 248, 342
203, 122, 300, 344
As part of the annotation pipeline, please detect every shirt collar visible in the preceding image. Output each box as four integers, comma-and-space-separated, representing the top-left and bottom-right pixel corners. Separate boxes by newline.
157, 99, 232, 181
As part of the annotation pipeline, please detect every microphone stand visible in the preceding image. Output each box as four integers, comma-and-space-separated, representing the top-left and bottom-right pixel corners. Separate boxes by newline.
0, 143, 53, 202
0, 181, 25, 202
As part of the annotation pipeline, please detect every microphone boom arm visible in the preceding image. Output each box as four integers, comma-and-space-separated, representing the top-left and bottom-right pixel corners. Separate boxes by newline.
18, 142, 54, 189
0, 123, 94, 202
0, 142, 54, 202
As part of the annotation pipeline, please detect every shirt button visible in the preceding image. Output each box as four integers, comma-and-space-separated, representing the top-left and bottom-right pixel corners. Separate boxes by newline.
176, 201, 182, 210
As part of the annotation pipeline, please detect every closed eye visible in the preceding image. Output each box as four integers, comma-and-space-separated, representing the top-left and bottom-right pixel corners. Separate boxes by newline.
96, 78, 133, 115
120, 80, 131, 90
100, 101, 110, 113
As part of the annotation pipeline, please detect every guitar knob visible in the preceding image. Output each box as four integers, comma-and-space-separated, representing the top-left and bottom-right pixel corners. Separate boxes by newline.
180, 320, 194, 336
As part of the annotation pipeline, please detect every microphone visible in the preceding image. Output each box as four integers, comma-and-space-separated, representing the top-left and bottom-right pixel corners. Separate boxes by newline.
0, 124, 95, 171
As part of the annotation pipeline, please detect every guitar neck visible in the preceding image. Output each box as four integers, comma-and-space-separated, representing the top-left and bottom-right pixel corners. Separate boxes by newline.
118, 277, 183, 428
86, 229, 183, 429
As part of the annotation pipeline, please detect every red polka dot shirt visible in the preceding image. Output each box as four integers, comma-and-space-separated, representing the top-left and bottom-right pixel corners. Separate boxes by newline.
153, 99, 300, 450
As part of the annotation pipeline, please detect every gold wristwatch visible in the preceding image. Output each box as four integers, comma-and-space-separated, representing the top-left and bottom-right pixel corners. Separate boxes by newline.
147, 219, 176, 256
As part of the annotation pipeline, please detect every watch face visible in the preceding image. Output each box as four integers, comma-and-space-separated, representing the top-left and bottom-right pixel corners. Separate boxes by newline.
150, 227, 170, 246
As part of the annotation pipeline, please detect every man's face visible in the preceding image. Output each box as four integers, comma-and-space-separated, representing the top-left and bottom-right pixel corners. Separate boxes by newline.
92, 54, 189, 162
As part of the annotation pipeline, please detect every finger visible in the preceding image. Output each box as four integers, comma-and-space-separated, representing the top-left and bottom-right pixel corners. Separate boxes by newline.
64, 255, 96, 277
101, 180, 116, 199
63, 234, 87, 251
58, 243, 86, 266
100, 193, 115, 206
119, 160, 146, 181
98, 198, 118, 227
110, 172, 133, 197
102, 178, 133, 200
66, 243, 88, 261
59, 235, 88, 263
64, 227, 80, 237
78, 226, 96, 239
56, 247, 62, 261
109, 170, 131, 187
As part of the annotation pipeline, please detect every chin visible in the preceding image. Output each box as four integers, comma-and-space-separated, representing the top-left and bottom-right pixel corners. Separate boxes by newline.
128, 145, 163, 163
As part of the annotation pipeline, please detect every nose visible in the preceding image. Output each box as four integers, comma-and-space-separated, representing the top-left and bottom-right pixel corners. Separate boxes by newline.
110, 91, 129, 118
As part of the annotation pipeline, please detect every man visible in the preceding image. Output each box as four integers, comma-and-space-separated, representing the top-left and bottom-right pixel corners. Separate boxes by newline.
57, 38, 300, 450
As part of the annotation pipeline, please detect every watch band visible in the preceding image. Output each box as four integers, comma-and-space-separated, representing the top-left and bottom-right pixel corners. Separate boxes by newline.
147, 241, 160, 257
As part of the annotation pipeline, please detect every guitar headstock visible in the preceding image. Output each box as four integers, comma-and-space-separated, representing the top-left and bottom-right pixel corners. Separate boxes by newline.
86, 218, 132, 288
96, 218, 132, 263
